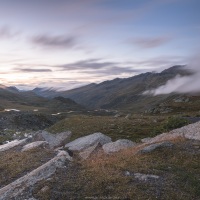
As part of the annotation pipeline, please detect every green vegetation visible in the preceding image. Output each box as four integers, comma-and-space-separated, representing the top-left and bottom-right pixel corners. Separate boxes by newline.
163, 116, 189, 131
47, 114, 190, 142
0, 135, 13, 145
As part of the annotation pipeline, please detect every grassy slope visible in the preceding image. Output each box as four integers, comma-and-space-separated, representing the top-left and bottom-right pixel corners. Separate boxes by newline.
47, 114, 189, 142
0, 148, 55, 187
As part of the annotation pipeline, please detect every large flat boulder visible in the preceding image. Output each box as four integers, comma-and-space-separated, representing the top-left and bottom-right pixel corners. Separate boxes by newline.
34, 130, 72, 149
103, 139, 136, 154
0, 151, 71, 200
21, 141, 49, 152
0, 139, 27, 152
65, 132, 111, 152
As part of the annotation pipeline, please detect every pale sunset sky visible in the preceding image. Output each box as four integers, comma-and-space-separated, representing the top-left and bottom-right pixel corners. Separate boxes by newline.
0, 0, 199, 90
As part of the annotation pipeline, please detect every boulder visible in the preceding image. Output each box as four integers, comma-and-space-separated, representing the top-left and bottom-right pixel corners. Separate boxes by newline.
0, 139, 27, 152
21, 141, 49, 152
65, 132, 111, 152
103, 139, 136, 154
139, 141, 173, 153
169, 121, 200, 141
144, 121, 200, 144
33, 130, 71, 149
0, 151, 71, 200
79, 142, 102, 159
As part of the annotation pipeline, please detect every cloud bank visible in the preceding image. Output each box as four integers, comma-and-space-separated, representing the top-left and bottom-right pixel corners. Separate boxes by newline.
144, 56, 200, 95
56, 59, 142, 75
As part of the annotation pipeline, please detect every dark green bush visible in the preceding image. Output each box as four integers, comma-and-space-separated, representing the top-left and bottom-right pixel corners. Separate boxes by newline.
163, 116, 189, 131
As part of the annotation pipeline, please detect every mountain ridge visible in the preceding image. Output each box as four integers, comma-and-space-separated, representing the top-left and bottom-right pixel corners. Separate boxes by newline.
30, 65, 193, 112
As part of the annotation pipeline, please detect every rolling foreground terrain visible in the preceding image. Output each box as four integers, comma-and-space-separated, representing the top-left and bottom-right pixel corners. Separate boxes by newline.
0, 121, 199, 199
0, 65, 200, 199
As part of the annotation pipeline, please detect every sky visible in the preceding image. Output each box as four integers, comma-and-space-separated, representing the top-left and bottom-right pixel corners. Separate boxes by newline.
0, 0, 199, 90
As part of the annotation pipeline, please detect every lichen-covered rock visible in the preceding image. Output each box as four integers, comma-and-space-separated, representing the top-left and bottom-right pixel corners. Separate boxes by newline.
103, 139, 136, 154
21, 141, 49, 152
0, 139, 27, 152
139, 141, 173, 153
65, 132, 111, 152
0, 151, 71, 200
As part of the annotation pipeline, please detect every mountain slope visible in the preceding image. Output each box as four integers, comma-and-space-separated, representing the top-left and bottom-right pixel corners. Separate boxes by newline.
0, 84, 84, 112
32, 65, 192, 112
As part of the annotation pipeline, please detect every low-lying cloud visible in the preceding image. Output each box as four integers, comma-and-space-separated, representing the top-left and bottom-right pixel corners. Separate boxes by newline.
56, 59, 142, 75
31, 34, 77, 49
0, 25, 20, 39
144, 56, 200, 95
15, 68, 52, 72
129, 36, 172, 49
57, 59, 116, 70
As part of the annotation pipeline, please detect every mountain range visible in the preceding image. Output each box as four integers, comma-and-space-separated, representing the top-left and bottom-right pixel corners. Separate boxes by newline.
31, 65, 196, 113
0, 85, 84, 113
1, 65, 199, 114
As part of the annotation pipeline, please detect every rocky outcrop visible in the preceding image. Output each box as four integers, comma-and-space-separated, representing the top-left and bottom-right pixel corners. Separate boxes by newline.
169, 121, 200, 141
65, 132, 111, 152
34, 130, 71, 149
21, 141, 49, 152
139, 141, 173, 154
0, 139, 27, 152
103, 139, 136, 154
142, 121, 200, 145
0, 151, 71, 200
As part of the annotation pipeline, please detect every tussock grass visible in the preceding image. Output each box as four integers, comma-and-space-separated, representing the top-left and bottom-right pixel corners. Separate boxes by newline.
33, 139, 200, 200
0, 148, 55, 187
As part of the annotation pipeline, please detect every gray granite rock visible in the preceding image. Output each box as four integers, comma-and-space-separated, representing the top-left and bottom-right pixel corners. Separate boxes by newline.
139, 141, 173, 153
21, 141, 49, 152
65, 132, 111, 152
34, 130, 71, 149
79, 142, 102, 159
103, 139, 136, 154
0, 139, 27, 152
